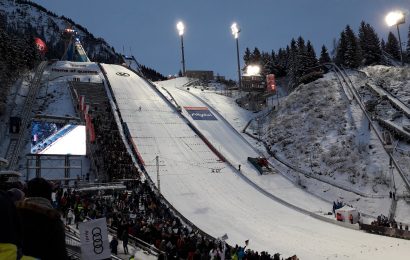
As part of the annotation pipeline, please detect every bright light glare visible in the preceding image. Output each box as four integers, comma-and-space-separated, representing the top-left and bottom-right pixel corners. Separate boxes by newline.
386, 11, 405, 26
231, 23, 239, 39
177, 21, 184, 35
246, 65, 260, 76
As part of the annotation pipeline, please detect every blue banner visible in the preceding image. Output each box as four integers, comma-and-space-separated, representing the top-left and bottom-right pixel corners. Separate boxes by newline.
184, 107, 217, 121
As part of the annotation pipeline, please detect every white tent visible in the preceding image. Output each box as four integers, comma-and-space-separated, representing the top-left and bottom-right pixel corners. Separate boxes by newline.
335, 205, 359, 224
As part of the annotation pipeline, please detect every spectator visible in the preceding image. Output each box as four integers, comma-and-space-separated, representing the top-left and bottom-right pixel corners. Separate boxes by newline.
0, 190, 21, 259
16, 177, 68, 260
7, 188, 25, 203
110, 236, 119, 255
122, 229, 129, 254
67, 208, 74, 225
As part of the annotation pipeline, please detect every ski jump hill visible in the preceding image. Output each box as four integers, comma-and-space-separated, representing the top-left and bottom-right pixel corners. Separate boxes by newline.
99, 63, 410, 259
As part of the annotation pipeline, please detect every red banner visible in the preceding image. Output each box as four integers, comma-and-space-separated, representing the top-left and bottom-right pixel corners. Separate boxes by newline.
34, 37, 47, 55
266, 74, 276, 92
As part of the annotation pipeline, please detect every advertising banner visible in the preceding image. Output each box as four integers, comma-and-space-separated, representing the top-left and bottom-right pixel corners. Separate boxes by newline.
79, 218, 110, 260
266, 74, 276, 92
184, 107, 217, 121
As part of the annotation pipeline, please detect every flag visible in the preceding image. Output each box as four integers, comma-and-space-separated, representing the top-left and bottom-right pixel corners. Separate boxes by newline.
221, 233, 228, 241
245, 240, 249, 246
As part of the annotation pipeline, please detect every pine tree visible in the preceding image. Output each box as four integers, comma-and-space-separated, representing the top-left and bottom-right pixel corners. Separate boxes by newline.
385, 32, 400, 60
335, 30, 347, 66
305, 40, 319, 71
261, 51, 272, 76
358, 21, 382, 65
296, 36, 307, 78
276, 48, 287, 77
251, 47, 261, 65
287, 39, 298, 88
381, 39, 386, 51
344, 25, 362, 68
319, 45, 331, 64
243, 47, 251, 66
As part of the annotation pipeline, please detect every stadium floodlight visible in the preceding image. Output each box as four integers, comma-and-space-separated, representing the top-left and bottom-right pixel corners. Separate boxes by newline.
231, 23, 239, 39
385, 11, 405, 65
176, 21, 185, 36
246, 65, 261, 76
176, 21, 186, 76
385, 11, 405, 26
231, 22, 242, 93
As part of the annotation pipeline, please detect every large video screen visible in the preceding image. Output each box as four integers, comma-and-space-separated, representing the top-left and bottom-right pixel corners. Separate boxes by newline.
31, 121, 86, 155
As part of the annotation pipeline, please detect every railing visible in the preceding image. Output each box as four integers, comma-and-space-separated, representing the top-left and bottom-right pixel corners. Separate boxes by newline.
108, 226, 166, 259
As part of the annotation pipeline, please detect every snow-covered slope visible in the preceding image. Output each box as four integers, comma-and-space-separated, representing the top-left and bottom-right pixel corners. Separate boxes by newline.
103, 65, 410, 259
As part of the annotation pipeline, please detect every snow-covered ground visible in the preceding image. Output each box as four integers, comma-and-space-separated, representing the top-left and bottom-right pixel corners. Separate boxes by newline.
102, 64, 410, 259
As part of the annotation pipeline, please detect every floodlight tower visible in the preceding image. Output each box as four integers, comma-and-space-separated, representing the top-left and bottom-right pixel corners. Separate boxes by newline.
386, 11, 406, 66
231, 22, 242, 93
176, 21, 186, 76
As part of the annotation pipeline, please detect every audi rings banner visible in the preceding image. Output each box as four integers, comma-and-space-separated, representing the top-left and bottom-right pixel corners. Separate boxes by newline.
79, 218, 110, 260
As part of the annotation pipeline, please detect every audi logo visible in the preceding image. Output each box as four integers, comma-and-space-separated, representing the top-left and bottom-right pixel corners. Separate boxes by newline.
116, 72, 130, 77
92, 227, 104, 254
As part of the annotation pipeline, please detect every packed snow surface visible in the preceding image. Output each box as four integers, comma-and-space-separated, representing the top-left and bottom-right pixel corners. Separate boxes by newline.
102, 64, 410, 259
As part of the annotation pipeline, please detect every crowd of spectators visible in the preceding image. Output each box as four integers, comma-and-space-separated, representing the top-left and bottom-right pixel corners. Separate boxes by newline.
371, 214, 409, 231
0, 178, 68, 260
90, 101, 140, 182
54, 180, 294, 260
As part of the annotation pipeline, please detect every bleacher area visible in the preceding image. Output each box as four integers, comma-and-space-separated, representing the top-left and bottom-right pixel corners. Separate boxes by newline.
69, 81, 139, 182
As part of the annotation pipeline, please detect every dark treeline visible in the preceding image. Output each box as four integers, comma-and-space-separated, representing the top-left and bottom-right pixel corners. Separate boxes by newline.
244, 20, 410, 90
140, 65, 167, 82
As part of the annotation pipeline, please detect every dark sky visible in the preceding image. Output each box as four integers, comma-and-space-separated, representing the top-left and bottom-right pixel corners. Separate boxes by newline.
34, 0, 409, 79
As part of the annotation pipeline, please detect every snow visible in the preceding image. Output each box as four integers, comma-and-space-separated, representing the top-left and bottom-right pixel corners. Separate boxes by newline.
38, 125, 86, 155
0, 29, 407, 257
102, 64, 410, 259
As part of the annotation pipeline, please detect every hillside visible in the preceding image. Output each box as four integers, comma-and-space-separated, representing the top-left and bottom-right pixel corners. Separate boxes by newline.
0, 0, 121, 63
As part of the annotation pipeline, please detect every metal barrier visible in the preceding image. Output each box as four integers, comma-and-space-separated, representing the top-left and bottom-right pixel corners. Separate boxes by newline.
108, 226, 166, 259
360, 223, 410, 240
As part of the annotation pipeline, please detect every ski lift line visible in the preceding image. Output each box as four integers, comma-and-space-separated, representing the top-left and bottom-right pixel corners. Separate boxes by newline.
332, 67, 353, 101
365, 82, 410, 118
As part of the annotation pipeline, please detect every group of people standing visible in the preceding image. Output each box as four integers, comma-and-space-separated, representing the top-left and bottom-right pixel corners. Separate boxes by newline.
0, 178, 68, 260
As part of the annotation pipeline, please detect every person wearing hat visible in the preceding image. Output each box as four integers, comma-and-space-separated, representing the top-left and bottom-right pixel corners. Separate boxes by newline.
16, 177, 68, 260
7, 188, 25, 203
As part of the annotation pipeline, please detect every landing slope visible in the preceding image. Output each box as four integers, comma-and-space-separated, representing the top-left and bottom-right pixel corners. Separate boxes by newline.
103, 65, 410, 259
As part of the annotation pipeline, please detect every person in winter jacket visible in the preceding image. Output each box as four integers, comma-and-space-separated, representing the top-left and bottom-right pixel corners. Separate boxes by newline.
16, 178, 68, 260
110, 236, 119, 255
122, 230, 129, 254
0, 190, 21, 260
66, 208, 74, 225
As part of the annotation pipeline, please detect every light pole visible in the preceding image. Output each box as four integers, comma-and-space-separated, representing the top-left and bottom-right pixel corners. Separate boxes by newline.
176, 21, 186, 76
231, 23, 241, 93
386, 11, 406, 66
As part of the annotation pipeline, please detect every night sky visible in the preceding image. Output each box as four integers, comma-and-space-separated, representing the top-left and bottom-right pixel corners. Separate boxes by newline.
34, 0, 409, 79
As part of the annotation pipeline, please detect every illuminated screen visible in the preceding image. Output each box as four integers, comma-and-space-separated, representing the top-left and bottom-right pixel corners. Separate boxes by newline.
31, 121, 86, 155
